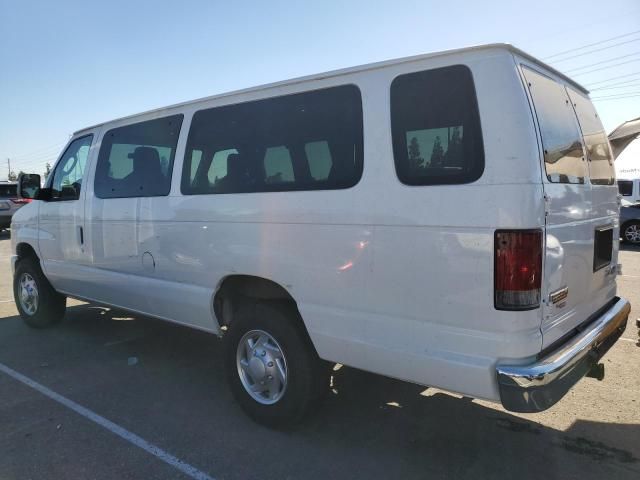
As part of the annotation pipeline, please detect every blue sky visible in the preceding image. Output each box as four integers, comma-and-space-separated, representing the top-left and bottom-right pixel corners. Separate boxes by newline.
1, 0, 639, 177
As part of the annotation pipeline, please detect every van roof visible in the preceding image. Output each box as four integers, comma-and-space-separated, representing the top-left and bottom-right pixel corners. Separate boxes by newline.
74, 43, 588, 135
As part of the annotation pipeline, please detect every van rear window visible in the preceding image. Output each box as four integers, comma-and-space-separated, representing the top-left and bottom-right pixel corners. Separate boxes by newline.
522, 67, 586, 184
390, 65, 484, 185
566, 88, 615, 186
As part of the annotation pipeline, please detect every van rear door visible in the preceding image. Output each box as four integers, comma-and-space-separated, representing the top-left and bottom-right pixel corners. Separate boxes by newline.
521, 66, 619, 349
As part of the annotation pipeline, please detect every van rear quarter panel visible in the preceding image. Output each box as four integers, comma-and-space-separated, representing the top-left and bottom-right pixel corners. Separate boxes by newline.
140, 48, 545, 401
359, 50, 545, 400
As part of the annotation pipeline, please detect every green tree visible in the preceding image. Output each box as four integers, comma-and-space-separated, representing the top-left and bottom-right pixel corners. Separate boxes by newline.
445, 127, 463, 167
430, 136, 445, 167
8, 170, 17, 181
44, 163, 52, 180
408, 137, 424, 171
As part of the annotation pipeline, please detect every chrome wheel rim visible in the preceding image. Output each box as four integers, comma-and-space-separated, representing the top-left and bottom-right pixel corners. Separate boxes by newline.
625, 224, 640, 244
236, 329, 288, 405
19, 273, 39, 316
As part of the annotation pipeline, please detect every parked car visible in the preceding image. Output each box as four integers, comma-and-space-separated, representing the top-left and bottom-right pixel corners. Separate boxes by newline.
621, 199, 640, 245
11, 43, 630, 426
0, 182, 30, 231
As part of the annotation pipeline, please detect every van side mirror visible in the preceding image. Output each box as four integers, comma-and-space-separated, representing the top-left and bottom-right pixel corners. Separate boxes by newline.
17, 173, 41, 200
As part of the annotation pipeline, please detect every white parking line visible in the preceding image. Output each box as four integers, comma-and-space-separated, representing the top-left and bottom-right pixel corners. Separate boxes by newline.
0, 362, 215, 480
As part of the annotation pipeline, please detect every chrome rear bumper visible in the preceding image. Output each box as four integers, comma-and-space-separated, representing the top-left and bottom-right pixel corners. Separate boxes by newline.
496, 297, 630, 413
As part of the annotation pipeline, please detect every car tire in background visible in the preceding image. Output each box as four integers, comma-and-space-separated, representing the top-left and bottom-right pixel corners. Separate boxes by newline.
13, 257, 66, 328
622, 221, 640, 245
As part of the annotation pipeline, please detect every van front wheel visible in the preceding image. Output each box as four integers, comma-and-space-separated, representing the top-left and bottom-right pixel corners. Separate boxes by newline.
13, 258, 66, 328
223, 301, 327, 427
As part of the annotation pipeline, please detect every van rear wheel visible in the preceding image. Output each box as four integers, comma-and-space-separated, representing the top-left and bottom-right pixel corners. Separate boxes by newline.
223, 301, 327, 427
13, 258, 66, 328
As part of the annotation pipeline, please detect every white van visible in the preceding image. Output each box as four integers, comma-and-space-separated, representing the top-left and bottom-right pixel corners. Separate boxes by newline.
12, 44, 630, 426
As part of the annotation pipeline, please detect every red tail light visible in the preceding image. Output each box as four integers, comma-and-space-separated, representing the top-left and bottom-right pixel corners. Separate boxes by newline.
10, 198, 31, 204
494, 230, 542, 310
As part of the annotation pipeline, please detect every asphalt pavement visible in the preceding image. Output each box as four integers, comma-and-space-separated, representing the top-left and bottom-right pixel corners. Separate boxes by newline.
1, 230, 639, 480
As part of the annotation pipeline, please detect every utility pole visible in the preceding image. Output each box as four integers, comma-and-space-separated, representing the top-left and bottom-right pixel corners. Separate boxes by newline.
6, 158, 10, 181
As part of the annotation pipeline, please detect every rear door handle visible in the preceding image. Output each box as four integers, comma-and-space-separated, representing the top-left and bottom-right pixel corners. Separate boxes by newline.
78, 226, 84, 245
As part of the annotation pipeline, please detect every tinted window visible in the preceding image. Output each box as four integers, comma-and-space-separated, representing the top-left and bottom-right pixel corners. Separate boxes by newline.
522, 67, 586, 184
0, 184, 17, 197
618, 180, 633, 196
390, 65, 484, 185
95, 115, 183, 198
181, 85, 363, 194
50, 135, 93, 201
567, 88, 615, 186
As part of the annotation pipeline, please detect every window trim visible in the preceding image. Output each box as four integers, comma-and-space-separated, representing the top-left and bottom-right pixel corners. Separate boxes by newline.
180, 84, 364, 196
390, 64, 485, 186
47, 134, 94, 202
94, 114, 184, 199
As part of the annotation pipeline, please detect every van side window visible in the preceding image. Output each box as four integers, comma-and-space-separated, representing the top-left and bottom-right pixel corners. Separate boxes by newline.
390, 65, 484, 185
522, 67, 586, 184
566, 88, 615, 186
95, 115, 183, 198
50, 135, 93, 201
181, 85, 363, 194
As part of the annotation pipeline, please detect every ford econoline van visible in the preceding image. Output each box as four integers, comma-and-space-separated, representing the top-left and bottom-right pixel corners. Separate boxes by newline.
12, 44, 630, 426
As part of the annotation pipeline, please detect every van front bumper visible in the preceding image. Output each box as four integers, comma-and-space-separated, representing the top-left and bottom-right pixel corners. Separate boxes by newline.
496, 296, 630, 413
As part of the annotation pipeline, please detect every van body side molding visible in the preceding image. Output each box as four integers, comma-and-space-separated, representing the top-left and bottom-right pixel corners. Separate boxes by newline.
496, 297, 630, 413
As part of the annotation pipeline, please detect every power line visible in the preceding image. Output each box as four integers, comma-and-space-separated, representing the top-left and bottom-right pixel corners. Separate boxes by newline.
592, 94, 640, 101
590, 78, 640, 90
584, 71, 640, 86
6, 140, 66, 161
544, 29, 640, 59
10, 154, 59, 169
571, 59, 640, 76
10, 158, 59, 172
564, 52, 640, 73
592, 91, 640, 99
591, 83, 640, 92
550, 37, 640, 63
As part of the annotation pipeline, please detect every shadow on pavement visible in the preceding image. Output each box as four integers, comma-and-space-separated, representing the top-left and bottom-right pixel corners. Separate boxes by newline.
1, 304, 638, 480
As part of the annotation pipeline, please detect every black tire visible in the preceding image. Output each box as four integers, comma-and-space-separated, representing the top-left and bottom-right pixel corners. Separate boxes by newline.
224, 301, 328, 428
622, 221, 640, 245
13, 257, 66, 328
